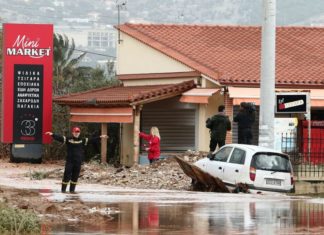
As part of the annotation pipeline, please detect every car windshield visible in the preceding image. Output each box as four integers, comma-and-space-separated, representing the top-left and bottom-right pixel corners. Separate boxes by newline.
251, 153, 291, 172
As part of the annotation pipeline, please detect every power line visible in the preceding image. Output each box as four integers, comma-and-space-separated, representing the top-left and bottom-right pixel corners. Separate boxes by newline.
73, 47, 116, 58
0, 27, 116, 58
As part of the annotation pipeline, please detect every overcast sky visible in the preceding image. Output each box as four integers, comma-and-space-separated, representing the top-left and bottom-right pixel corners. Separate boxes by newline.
1, 0, 324, 27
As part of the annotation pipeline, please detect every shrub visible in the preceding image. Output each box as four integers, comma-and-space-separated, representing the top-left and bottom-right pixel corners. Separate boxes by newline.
28, 171, 49, 180
0, 203, 40, 234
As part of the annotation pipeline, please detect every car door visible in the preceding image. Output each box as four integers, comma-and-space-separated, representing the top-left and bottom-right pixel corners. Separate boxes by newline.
222, 148, 247, 186
206, 146, 233, 180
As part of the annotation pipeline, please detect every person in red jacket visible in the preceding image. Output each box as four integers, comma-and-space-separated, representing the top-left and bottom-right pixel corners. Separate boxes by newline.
139, 126, 161, 164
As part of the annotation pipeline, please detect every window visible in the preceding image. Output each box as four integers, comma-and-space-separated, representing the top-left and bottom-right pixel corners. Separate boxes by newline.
93, 41, 100, 47
87, 31, 116, 49
213, 147, 233, 162
229, 148, 246, 165
251, 153, 291, 172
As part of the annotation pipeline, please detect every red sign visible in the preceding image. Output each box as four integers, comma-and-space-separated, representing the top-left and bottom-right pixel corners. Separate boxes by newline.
1, 23, 53, 144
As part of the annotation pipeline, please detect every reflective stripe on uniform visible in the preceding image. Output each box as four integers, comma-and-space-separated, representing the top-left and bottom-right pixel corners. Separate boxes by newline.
62, 181, 69, 185
84, 138, 89, 146
68, 139, 83, 144
70, 181, 78, 185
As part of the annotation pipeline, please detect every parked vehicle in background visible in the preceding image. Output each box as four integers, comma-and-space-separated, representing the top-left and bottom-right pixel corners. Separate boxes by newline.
10, 144, 42, 164
194, 144, 294, 194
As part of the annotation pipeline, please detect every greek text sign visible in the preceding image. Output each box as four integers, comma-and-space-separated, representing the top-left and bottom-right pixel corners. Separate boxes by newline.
1, 24, 53, 144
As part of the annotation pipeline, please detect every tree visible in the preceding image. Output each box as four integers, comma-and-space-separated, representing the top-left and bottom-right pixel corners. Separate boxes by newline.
69, 66, 119, 93
48, 34, 119, 161
53, 33, 86, 95
106, 59, 116, 80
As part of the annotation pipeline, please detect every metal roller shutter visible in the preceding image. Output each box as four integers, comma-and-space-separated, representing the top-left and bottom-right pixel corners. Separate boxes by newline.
141, 99, 196, 151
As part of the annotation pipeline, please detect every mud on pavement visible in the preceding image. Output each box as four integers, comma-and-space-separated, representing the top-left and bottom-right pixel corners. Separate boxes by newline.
0, 151, 206, 225
0, 186, 118, 226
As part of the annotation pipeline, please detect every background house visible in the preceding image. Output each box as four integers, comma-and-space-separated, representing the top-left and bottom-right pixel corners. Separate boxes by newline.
56, 23, 324, 166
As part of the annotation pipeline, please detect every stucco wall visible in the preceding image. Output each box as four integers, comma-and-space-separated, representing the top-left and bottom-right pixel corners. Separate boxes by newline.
295, 181, 324, 194
117, 32, 193, 75
117, 31, 225, 160
199, 93, 225, 151
196, 78, 224, 151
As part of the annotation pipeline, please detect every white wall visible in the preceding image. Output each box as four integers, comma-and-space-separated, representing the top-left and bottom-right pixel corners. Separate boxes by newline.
117, 32, 194, 75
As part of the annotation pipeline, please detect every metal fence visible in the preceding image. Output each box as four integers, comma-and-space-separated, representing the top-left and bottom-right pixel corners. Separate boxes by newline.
281, 133, 324, 180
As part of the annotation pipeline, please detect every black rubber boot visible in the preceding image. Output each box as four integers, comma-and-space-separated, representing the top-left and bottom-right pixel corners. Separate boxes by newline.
69, 183, 76, 193
61, 183, 67, 193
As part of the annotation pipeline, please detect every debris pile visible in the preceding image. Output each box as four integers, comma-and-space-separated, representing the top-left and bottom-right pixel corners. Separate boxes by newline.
46, 150, 207, 191
82, 151, 207, 190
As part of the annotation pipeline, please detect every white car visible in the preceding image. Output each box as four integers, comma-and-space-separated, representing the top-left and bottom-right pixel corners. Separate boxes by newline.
194, 144, 294, 194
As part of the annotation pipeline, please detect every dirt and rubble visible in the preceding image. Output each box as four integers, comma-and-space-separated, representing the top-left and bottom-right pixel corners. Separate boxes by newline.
24, 151, 205, 191
0, 151, 206, 226
61, 151, 205, 191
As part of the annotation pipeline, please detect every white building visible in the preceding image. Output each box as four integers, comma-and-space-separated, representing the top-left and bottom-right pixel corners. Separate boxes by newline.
55, 24, 117, 68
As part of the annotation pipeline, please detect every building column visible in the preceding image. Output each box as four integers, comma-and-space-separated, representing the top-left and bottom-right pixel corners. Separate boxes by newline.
198, 103, 207, 151
224, 92, 233, 144
101, 123, 108, 163
133, 105, 141, 165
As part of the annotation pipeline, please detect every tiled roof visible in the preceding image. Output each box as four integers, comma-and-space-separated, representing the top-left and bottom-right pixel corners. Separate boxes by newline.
54, 80, 196, 106
117, 71, 201, 81
118, 23, 324, 87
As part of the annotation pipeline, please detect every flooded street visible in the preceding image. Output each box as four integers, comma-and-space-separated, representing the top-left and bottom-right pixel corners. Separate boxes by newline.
1, 161, 324, 234
40, 189, 324, 234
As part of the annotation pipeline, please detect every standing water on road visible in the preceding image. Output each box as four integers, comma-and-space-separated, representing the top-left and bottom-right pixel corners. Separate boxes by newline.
41, 189, 324, 234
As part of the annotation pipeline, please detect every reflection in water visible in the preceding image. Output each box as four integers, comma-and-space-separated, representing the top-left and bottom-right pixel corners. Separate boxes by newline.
139, 203, 159, 233
49, 198, 324, 234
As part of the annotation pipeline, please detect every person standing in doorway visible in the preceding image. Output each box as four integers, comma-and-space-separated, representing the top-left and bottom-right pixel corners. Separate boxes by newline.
45, 127, 108, 193
234, 102, 256, 145
139, 127, 161, 164
207, 105, 232, 152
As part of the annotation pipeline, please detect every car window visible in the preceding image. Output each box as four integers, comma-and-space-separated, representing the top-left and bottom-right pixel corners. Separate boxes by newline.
213, 147, 233, 162
229, 148, 246, 165
251, 153, 291, 172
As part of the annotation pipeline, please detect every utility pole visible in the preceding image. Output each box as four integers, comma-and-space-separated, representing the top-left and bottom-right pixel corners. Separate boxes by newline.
259, 0, 276, 149
117, 1, 126, 44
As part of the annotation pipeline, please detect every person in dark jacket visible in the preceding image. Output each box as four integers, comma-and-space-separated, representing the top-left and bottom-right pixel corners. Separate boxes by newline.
139, 126, 161, 164
207, 105, 232, 152
234, 102, 256, 145
45, 127, 108, 193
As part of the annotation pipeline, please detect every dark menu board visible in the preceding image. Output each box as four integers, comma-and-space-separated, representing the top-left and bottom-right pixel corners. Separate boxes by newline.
13, 64, 43, 143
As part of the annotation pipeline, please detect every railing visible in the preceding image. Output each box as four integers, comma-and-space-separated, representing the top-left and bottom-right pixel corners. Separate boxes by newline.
281, 133, 324, 180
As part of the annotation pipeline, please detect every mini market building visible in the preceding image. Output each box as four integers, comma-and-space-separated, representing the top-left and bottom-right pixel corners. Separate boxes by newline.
55, 23, 324, 166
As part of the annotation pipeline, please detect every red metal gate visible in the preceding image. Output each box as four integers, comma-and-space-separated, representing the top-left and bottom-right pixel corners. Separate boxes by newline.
301, 120, 324, 164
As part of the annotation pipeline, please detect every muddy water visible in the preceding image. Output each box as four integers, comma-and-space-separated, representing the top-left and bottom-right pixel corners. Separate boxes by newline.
41, 190, 324, 234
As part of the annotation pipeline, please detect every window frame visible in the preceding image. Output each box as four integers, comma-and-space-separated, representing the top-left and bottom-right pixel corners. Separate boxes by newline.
212, 146, 233, 162
229, 147, 246, 165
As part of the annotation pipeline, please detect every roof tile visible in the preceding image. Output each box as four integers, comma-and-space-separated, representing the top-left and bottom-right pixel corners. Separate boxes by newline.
118, 23, 324, 86
54, 80, 196, 106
